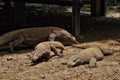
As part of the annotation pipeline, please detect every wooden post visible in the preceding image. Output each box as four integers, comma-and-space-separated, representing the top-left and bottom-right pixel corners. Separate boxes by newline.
72, 0, 80, 37
14, 0, 25, 26
100, 0, 107, 16
3, 0, 12, 24
91, 0, 95, 16
91, 0, 107, 16
113, 0, 117, 6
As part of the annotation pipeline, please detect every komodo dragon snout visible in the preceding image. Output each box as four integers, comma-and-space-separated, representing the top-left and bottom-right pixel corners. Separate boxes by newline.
29, 50, 51, 62
68, 57, 81, 67
55, 30, 79, 45
67, 36, 79, 44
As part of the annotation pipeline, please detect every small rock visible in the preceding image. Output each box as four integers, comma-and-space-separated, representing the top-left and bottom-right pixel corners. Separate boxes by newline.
40, 74, 46, 79
6, 56, 13, 61
60, 60, 67, 65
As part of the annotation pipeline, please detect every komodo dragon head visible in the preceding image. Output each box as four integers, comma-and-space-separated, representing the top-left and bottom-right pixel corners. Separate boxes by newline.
67, 55, 82, 67
56, 30, 79, 45
29, 49, 50, 63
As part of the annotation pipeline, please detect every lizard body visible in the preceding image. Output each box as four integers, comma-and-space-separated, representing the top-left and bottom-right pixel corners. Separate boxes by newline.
0, 27, 78, 52
68, 47, 113, 68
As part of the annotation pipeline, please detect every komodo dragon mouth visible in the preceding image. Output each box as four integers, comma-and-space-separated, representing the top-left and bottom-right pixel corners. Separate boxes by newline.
68, 57, 81, 67
28, 51, 50, 65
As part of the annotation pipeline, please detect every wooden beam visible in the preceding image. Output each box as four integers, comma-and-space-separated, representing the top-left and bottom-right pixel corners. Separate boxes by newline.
25, 0, 72, 6
72, 0, 80, 37
3, 0, 12, 23
91, 0, 107, 17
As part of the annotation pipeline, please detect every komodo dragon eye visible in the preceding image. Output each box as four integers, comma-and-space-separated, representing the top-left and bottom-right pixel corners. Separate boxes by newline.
70, 34, 73, 37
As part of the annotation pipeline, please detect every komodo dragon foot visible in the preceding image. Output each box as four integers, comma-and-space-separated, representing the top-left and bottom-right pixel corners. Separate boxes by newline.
9, 35, 24, 52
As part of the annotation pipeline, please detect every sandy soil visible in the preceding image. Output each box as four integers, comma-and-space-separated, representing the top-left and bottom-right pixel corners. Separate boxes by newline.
0, 35, 120, 80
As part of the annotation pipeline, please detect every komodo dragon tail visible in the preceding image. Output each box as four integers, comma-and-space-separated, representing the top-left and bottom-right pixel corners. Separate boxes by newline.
71, 45, 113, 55
0, 30, 17, 47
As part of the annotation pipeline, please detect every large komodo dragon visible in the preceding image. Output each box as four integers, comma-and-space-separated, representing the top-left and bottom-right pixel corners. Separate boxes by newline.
0, 27, 78, 52
29, 41, 65, 63
67, 47, 113, 68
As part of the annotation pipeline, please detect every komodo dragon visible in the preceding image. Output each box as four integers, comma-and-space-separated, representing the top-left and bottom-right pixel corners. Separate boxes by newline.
29, 41, 65, 63
67, 47, 113, 68
0, 27, 78, 52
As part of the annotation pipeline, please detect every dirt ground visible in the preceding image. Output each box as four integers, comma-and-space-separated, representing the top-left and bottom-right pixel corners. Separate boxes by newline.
0, 10, 120, 80
0, 40, 120, 80
0, 30, 120, 80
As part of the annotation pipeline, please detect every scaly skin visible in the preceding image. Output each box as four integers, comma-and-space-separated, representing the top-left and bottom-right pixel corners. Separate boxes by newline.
0, 27, 78, 52
29, 41, 65, 63
68, 47, 113, 68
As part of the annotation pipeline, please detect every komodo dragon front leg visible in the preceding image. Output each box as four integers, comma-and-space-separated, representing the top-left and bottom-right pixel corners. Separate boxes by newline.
89, 57, 97, 68
48, 33, 57, 41
50, 45, 64, 57
9, 35, 24, 52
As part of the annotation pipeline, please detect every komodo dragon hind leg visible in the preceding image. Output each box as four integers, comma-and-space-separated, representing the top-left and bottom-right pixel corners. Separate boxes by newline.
9, 35, 24, 52
48, 33, 57, 41
89, 57, 97, 68
51, 45, 64, 57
